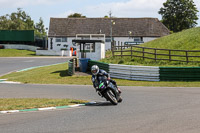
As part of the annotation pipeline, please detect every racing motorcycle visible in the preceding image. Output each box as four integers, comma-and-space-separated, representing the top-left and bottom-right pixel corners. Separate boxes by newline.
94, 79, 122, 105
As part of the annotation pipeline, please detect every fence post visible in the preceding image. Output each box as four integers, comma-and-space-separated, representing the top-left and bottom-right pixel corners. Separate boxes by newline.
121, 44, 123, 58
169, 50, 171, 62
131, 46, 133, 58
114, 41, 117, 50
117, 41, 119, 50
143, 48, 145, 60
154, 49, 157, 61
112, 42, 114, 57
186, 51, 189, 63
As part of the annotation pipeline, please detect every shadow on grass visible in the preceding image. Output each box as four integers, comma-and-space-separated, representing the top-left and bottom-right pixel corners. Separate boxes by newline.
28, 54, 36, 56
51, 70, 70, 77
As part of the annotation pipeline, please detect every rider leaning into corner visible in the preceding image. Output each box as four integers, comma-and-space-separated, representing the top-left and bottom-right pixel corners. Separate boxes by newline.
91, 65, 122, 94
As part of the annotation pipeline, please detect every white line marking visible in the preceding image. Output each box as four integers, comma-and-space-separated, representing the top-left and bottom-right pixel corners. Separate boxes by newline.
38, 107, 56, 111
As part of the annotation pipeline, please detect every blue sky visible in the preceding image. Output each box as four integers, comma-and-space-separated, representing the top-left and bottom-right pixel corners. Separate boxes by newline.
0, 0, 199, 29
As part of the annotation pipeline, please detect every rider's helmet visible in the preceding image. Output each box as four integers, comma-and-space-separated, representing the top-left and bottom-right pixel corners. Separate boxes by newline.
91, 65, 99, 75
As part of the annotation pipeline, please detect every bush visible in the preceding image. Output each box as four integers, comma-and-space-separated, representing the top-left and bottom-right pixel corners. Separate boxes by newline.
0, 45, 5, 49
118, 60, 124, 64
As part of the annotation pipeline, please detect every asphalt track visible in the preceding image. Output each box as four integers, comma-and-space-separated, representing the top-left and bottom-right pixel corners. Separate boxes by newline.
1, 58, 200, 133
0, 57, 69, 76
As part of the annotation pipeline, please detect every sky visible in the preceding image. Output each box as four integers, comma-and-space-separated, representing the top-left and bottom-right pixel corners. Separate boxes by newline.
0, 0, 200, 30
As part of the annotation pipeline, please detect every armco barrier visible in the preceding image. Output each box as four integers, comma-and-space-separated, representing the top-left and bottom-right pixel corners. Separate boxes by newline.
160, 67, 200, 81
87, 60, 200, 81
109, 64, 160, 81
88, 60, 109, 72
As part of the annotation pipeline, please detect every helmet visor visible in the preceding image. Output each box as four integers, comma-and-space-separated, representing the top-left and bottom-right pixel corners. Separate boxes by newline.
92, 70, 97, 74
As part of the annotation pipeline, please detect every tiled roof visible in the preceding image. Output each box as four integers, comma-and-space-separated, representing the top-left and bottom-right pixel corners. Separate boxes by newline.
48, 18, 170, 37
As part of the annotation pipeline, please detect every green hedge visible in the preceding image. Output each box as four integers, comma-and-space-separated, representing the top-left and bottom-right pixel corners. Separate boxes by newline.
0, 30, 34, 42
160, 67, 200, 81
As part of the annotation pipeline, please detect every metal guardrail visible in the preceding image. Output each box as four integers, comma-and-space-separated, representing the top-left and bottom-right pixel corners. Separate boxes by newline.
87, 60, 200, 81
109, 64, 160, 81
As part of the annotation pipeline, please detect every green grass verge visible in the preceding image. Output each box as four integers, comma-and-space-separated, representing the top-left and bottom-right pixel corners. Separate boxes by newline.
0, 49, 36, 57
1, 63, 200, 87
0, 98, 88, 111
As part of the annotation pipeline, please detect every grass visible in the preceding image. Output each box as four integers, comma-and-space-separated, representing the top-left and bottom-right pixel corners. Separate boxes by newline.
1, 63, 200, 87
101, 27, 200, 66
0, 98, 88, 111
0, 63, 92, 85
141, 27, 200, 50
101, 56, 200, 67
0, 49, 36, 57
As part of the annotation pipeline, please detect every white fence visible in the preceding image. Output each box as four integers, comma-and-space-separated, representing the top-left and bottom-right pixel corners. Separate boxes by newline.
109, 64, 160, 81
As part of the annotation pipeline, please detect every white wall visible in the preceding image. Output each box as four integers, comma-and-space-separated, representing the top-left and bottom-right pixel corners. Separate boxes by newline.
105, 37, 158, 51
48, 37, 77, 51
48, 36, 158, 51
143, 37, 158, 42
3, 44, 39, 51
36, 50, 70, 56
47, 36, 158, 55
78, 42, 105, 60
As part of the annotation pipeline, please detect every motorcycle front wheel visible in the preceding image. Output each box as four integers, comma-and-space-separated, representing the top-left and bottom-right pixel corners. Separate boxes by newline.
104, 89, 118, 105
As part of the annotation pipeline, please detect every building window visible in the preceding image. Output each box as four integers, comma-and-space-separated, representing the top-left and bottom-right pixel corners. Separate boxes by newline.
56, 38, 61, 42
62, 38, 67, 42
105, 38, 111, 42
134, 37, 141, 42
81, 43, 95, 52
56, 38, 67, 42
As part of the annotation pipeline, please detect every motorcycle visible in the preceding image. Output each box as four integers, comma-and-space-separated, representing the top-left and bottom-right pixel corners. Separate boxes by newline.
94, 79, 122, 105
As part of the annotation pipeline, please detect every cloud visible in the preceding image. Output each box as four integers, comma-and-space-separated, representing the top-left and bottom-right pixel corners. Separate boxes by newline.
0, 0, 68, 8
81, 0, 200, 21
84, 0, 166, 18
194, 0, 200, 14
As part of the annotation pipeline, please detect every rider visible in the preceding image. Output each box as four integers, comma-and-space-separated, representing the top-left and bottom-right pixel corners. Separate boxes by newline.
91, 65, 121, 93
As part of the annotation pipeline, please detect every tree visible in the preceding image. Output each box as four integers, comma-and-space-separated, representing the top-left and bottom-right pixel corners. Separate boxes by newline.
0, 8, 34, 30
68, 13, 86, 18
158, 0, 199, 32
35, 17, 46, 38
0, 8, 46, 37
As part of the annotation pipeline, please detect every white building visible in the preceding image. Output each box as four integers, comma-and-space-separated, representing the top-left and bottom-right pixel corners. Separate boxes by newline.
39, 18, 170, 59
